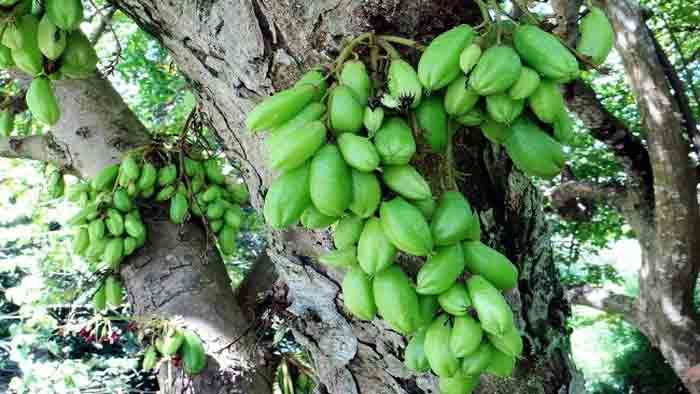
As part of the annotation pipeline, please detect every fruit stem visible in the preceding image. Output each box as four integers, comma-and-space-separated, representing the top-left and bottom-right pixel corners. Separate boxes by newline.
512, 0, 539, 25
333, 32, 373, 78
475, 0, 493, 26
377, 38, 402, 59
376, 35, 425, 51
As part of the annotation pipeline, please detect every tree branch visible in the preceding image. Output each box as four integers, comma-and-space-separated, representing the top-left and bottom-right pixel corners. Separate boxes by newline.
549, 180, 626, 221
567, 284, 639, 326
90, 7, 117, 44
0, 134, 71, 168
564, 80, 654, 188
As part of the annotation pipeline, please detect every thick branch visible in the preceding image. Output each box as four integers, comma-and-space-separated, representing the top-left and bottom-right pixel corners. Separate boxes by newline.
564, 80, 653, 188
550, 0, 582, 46
90, 7, 117, 44
568, 284, 639, 327
549, 180, 625, 221
0, 134, 70, 167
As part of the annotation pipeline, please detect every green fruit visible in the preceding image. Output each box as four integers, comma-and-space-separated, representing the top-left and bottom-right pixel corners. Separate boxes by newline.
431, 191, 479, 245
294, 69, 328, 102
340, 60, 371, 105
444, 75, 480, 117
382, 165, 431, 201
137, 162, 157, 190
342, 265, 376, 321
363, 106, 384, 136
269, 102, 326, 135
508, 66, 541, 100
467, 275, 514, 336
181, 330, 207, 375
202, 185, 224, 203
349, 170, 381, 218
105, 275, 122, 306
110, 189, 130, 212
123, 236, 138, 256
170, 192, 189, 224
85, 238, 107, 262
300, 205, 337, 229
27, 77, 60, 125
529, 79, 565, 124
416, 294, 440, 328
93, 285, 106, 311
504, 117, 566, 179
142, 346, 158, 371
411, 198, 436, 220
1, 21, 23, 50
438, 282, 472, 316
67, 203, 97, 226
124, 212, 146, 239
357, 218, 396, 275
184, 157, 204, 177
67, 182, 89, 202
319, 246, 358, 268
459, 43, 482, 74
10, 16, 43, 76
264, 164, 311, 229
154, 185, 175, 202
266, 120, 326, 173
226, 181, 249, 204
0, 110, 13, 136
480, 115, 512, 145
485, 347, 516, 377
424, 314, 460, 377
333, 215, 365, 249
218, 225, 237, 254
205, 158, 225, 184
47, 171, 64, 198
88, 219, 105, 242
486, 93, 524, 125
162, 329, 185, 355
373, 266, 419, 335
416, 243, 465, 295
329, 85, 364, 134
373, 117, 416, 165
577, 7, 614, 65
37, 14, 66, 60
462, 241, 518, 290
46, 0, 83, 30
450, 315, 483, 358
462, 341, 494, 376
206, 219, 221, 233
246, 84, 316, 131
487, 324, 523, 358
514, 24, 579, 83
337, 132, 380, 172
126, 182, 139, 197
416, 95, 448, 152
104, 238, 124, 269
405, 328, 430, 372
105, 209, 124, 237
439, 374, 479, 394
553, 109, 574, 145
379, 197, 433, 256
224, 206, 243, 229
158, 164, 177, 186
59, 31, 98, 78
206, 200, 226, 220
387, 58, 422, 108
469, 45, 522, 95
418, 24, 475, 91
309, 145, 352, 217
73, 227, 89, 255
119, 156, 140, 184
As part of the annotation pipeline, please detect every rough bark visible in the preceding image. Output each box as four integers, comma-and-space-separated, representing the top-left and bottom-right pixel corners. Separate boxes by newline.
15, 73, 274, 393
111, 1, 580, 393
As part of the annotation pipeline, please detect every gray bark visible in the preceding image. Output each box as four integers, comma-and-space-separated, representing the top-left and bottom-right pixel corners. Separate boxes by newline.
111, 1, 579, 393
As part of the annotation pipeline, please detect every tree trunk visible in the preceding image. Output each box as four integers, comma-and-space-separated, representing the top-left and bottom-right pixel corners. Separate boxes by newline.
112, 1, 581, 393
26, 75, 275, 393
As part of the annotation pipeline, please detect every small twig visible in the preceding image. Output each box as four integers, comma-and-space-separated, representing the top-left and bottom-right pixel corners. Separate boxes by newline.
376, 39, 401, 59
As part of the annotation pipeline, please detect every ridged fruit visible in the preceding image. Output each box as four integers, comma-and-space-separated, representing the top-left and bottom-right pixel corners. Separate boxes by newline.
357, 218, 396, 275
266, 120, 326, 173
373, 117, 416, 165
529, 79, 565, 124
424, 314, 460, 377
263, 164, 311, 229
246, 84, 316, 131
467, 275, 514, 336
438, 282, 472, 316
416, 243, 465, 295
509, 66, 541, 100
337, 133, 380, 172
486, 93, 524, 125
333, 215, 365, 249
342, 266, 377, 321
418, 24, 475, 91
504, 117, 566, 179
450, 315, 483, 357
462, 241, 518, 290
27, 77, 60, 125
514, 24, 579, 82
469, 45, 522, 95
329, 85, 364, 133
430, 191, 479, 245
577, 7, 614, 65
349, 170, 381, 218
379, 197, 433, 256
387, 58, 422, 108
340, 60, 371, 105
444, 75, 480, 117
382, 165, 432, 201
373, 266, 419, 335
416, 95, 448, 152
309, 145, 352, 217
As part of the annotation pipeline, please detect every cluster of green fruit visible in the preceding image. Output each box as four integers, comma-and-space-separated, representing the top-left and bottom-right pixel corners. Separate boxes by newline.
247, 7, 613, 393
0, 0, 98, 133
65, 151, 249, 308
141, 325, 207, 375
